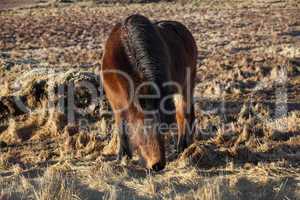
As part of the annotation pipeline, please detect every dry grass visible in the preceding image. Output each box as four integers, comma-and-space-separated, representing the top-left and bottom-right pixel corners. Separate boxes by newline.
0, 168, 81, 200
1, 161, 299, 199
0, 0, 300, 199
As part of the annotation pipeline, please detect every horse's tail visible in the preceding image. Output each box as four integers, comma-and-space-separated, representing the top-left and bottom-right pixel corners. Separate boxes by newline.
122, 14, 174, 121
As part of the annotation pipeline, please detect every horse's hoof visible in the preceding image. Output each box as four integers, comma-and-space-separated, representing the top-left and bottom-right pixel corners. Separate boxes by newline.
117, 147, 132, 161
117, 154, 123, 161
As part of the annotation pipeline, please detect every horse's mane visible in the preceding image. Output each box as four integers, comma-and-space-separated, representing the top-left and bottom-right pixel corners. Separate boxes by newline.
121, 14, 175, 124
121, 14, 170, 92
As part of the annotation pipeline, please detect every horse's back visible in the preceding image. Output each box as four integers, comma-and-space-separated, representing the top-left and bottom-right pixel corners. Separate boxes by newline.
156, 20, 197, 59
155, 21, 197, 85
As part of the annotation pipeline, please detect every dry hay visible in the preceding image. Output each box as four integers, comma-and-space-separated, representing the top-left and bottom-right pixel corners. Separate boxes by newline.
0, 69, 105, 145
60, 124, 106, 161
0, 1, 300, 199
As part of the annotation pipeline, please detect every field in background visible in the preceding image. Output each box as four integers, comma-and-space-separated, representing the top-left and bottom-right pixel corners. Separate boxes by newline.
0, 0, 300, 199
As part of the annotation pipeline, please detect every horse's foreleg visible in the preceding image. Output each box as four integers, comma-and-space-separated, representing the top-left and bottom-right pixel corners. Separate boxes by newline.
102, 110, 132, 160
175, 94, 194, 153
112, 111, 132, 160
117, 117, 132, 160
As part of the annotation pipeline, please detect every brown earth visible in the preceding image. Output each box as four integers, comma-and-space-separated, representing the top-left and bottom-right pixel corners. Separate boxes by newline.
0, 0, 300, 199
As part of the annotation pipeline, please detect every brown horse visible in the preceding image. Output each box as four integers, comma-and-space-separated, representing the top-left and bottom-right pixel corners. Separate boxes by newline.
100, 14, 197, 171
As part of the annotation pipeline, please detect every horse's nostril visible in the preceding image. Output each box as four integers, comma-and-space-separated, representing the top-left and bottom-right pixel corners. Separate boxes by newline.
151, 162, 165, 171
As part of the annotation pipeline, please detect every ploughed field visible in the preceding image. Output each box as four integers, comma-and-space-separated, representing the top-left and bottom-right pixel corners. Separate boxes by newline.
0, 1, 300, 199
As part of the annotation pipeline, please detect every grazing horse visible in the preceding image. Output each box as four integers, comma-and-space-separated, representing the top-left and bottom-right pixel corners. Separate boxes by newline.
100, 14, 197, 171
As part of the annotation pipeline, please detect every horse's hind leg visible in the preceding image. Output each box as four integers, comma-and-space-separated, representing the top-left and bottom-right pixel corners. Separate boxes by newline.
174, 94, 195, 153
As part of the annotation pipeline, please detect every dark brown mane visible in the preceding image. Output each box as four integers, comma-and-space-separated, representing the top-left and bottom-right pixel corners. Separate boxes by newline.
122, 14, 170, 86
121, 14, 172, 111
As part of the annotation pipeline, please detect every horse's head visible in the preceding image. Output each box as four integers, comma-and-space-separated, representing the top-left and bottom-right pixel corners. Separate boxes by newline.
129, 113, 166, 171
